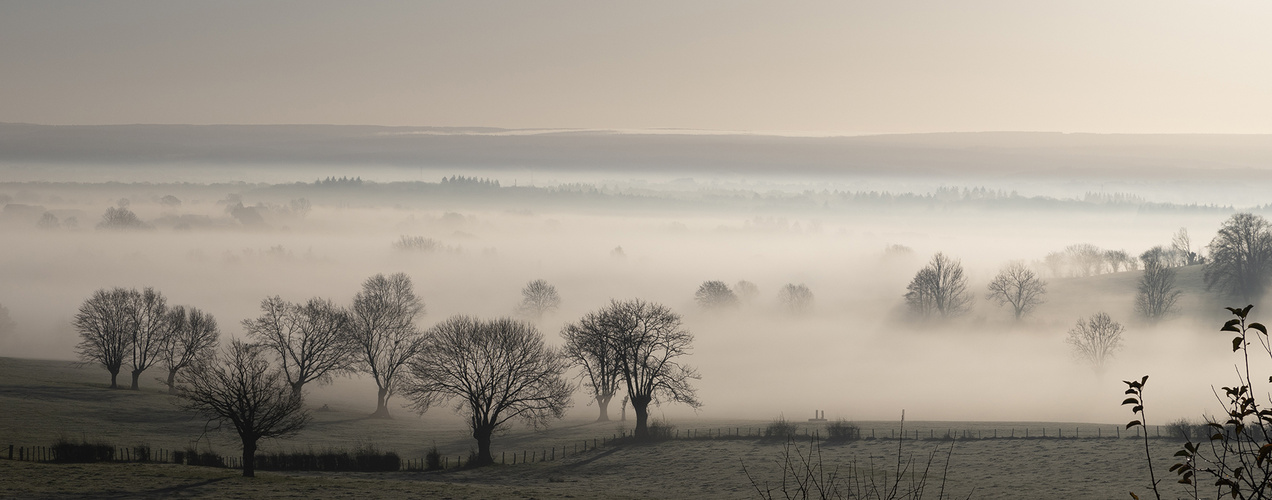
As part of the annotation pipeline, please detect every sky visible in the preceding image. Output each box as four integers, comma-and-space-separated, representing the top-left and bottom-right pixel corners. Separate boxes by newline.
1, 1, 1270, 134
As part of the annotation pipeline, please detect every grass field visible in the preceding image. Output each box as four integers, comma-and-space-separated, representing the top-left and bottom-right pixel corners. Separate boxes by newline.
0, 356, 1196, 499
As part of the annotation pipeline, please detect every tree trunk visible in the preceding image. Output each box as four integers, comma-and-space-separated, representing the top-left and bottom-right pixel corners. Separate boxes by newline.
595, 393, 612, 422
130, 369, 142, 390
370, 387, 391, 419
166, 368, 178, 395
241, 438, 257, 478
109, 369, 119, 389
290, 381, 304, 399
632, 394, 652, 440
473, 425, 494, 466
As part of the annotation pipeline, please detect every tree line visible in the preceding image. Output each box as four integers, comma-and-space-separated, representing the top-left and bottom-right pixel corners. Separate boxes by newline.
73, 274, 699, 476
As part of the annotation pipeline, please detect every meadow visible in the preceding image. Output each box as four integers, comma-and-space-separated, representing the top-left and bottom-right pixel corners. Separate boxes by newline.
0, 356, 1192, 499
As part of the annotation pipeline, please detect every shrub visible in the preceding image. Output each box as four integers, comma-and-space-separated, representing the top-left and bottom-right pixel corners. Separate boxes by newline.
764, 416, 799, 439
825, 419, 861, 441
50, 439, 113, 463
254, 445, 401, 472
647, 418, 676, 441
185, 449, 226, 468
425, 445, 442, 471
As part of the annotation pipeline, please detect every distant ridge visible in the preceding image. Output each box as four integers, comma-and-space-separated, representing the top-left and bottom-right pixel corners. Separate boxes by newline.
2, 123, 1271, 178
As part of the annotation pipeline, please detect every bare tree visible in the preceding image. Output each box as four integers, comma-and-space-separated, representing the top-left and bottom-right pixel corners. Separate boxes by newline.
1043, 251, 1067, 278
597, 299, 701, 440
1066, 244, 1105, 277
1104, 250, 1133, 273
243, 296, 355, 397
694, 280, 738, 310
158, 306, 220, 394
986, 261, 1047, 321
403, 316, 571, 466
777, 283, 814, 314
561, 311, 623, 421
0, 302, 14, 339
349, 273, 427, 418
1206, 213, 1272, 301
97, 206, 146, 230
74, 288, 133, 388
517, 279, 561, 320
905, 253, 971, 319
125, 287, 169, 390
177, 341, 310, 477
734, 280, 759, 304
1065, 312, 1124, 373
1172, 227, 1196, 266
1136, 249, 1182, 321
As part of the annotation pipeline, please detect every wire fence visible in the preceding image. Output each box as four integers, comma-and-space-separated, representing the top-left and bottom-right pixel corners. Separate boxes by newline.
2, 423, 1181, 472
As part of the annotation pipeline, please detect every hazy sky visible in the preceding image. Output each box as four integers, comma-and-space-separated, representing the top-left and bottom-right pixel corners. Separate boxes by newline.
2, 1, 1269, 134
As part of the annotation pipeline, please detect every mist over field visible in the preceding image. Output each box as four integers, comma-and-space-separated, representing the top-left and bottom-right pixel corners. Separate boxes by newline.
1, 134, 1263, 426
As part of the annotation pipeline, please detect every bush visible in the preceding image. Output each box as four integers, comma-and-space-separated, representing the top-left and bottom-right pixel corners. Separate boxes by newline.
764, 416, 799, 439
254, 445, 401, 472
425, 445, 442, 471
1166, 418, 1209, 442
647, 419, 676, 441
184, 449, 226, 468
825, 419, 861, 441
50, 439, 113, 463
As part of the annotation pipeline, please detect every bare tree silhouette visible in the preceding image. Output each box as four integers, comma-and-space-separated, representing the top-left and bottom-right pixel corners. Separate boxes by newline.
986, 261, 1047, 321
517, 279, 561, 320
694, 281, 738, 310
596, 299, 700, 440
243, 296, 355, 397
1206, 213, 1272, 301
905, 253, 971, 319
1066, 312, 1124, 373
74, 288, 133, 388
777, 283, 814, 314
1137, 248, 1181, 321
562, 311, 623, 421
178, 341, 309, 477
158, 306, 220, 394
403, 316, 571, 466
349, 273, 427, 418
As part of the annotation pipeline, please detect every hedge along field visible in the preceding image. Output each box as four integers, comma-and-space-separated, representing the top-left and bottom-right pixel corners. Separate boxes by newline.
0, 356, 1200, 499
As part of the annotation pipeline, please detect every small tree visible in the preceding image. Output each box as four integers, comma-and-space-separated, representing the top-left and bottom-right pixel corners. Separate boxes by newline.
561, 311, 624, 421
243, 296, 356, 397
349, 273, 427, 418
905, 253, 971, 319
125, 288, 169, 390
403, 316, 571, 466
0, 302, 14, 339
694, 281, 738, 309
177, 341, 310, 477
74, 288, 134, 389
985, 261, 1047, 321
1065, 312, 1124, 373
1172, 227, 1197, 266
97, 206, 146, 230
1205, 213, 1272, 301
777, 284, 814, 314
1136, 248, 1181, 321
158, 306, 220, 394
517, 279, 561, 320
735, 280, 759, 304
596, 299, 701, 440
1066, 244, 1106, 277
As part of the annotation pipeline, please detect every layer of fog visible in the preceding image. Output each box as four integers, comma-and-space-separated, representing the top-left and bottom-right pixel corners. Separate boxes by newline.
0, 176, 1261, 427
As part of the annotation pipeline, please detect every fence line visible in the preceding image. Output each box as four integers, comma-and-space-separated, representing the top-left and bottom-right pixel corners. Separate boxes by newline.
3, 424, 1178, 473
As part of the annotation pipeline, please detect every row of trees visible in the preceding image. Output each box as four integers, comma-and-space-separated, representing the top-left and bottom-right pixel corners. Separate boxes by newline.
905, 214, 1272, 322
75, 277, 700, 474
74, 287, 220, 391
693, 280, 814, 313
